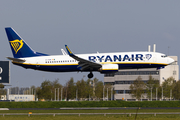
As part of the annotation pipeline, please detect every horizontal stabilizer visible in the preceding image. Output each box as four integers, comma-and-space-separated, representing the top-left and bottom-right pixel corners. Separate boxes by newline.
7, 57, 25, 62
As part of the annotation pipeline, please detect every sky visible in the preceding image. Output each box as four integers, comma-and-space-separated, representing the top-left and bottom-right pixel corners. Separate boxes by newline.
0, 0, 180, 88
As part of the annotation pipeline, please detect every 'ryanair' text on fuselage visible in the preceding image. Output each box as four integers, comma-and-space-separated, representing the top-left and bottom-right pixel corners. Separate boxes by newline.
89, 54, 152, 62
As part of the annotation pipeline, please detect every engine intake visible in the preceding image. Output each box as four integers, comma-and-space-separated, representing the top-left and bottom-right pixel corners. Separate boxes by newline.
99, 64, 118, 73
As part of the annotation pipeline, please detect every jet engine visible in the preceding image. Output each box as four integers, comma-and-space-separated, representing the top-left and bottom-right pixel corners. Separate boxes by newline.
99, 64, 118, 73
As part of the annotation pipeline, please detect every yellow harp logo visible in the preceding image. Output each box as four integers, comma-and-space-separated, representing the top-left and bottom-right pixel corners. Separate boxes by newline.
9, 39, 24, 54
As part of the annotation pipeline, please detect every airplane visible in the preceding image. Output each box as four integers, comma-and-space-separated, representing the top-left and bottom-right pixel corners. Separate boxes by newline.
5, 27, 174, 78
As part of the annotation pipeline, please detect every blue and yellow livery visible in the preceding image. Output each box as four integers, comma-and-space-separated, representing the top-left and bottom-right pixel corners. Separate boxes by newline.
5, 27, 174, 78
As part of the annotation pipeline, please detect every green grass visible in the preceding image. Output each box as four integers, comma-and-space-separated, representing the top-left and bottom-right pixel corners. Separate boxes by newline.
0, 109, 180, 120
0, 114, 180, 120
0, 109, 180, 113
1, 101, 180, 108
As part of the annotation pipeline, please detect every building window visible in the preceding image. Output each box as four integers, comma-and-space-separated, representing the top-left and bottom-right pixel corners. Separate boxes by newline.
173, 71, 176, 75
115, 90, 147, 94
104, 82, 114, 85
115, 90, 131, 94
115, 80, 149, 84
104, 73, 115, 77
114, 71, 159, 75
115, 90, 124, 94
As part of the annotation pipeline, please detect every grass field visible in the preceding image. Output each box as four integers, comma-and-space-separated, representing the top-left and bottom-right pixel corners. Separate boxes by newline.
1, 101, 180, 119
0, 114, 180, 120
2, 101, 180, 108
0, 109, 180, 113
0, 109, 180, 119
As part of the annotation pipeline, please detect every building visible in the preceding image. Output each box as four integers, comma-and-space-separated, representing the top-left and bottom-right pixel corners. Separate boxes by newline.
9, 94, 35, 101
104, 56, 179, 101
0, 94, 35, 101
2, 88, 36, 101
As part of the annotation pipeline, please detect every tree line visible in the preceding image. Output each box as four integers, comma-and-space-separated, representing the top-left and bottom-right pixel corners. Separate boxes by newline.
1, 75, 180, 101
35, 78, 113, 101
130, 76, 180, 100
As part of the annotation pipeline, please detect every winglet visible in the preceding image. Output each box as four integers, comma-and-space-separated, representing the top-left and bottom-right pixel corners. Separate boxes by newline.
65, 45, 73, 56
61, 49, 68, 55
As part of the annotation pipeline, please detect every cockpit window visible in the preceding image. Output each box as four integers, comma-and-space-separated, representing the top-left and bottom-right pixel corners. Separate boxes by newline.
161, 55, 167, 58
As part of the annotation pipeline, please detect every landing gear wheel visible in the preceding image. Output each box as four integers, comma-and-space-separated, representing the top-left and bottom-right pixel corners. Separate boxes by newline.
88, 72, 93, 78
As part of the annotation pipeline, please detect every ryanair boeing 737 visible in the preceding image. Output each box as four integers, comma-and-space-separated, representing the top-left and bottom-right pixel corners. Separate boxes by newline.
5, 27, 174, 78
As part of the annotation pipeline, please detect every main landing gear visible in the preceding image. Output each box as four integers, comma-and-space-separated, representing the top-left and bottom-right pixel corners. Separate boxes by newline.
88, 72, 93, 79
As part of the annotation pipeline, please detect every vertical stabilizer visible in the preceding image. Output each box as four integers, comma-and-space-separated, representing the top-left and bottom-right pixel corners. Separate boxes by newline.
5, 27, 47, 58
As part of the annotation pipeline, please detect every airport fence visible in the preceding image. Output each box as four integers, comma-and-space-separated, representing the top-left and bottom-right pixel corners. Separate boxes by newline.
0, 112, 180, 117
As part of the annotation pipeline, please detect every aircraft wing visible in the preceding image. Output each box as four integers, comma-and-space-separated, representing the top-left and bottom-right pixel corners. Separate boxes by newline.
7, 57, 26, 62
65, 45, 102, 71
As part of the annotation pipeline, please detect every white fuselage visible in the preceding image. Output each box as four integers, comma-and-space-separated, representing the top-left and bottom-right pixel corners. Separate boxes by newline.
12, 51, 174, 73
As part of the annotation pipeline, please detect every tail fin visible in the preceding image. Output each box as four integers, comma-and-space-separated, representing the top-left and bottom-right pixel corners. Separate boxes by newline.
5, 27, 48, 58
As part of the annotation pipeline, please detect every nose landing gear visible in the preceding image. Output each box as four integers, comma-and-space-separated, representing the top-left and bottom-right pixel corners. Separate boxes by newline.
88, 72, 93, 78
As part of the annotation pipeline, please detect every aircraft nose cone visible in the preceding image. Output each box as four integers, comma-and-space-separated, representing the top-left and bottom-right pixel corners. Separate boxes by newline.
168, 57, 174, 65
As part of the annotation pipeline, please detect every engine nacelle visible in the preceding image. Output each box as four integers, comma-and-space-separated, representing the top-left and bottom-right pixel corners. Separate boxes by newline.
99, 64, 119, 73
